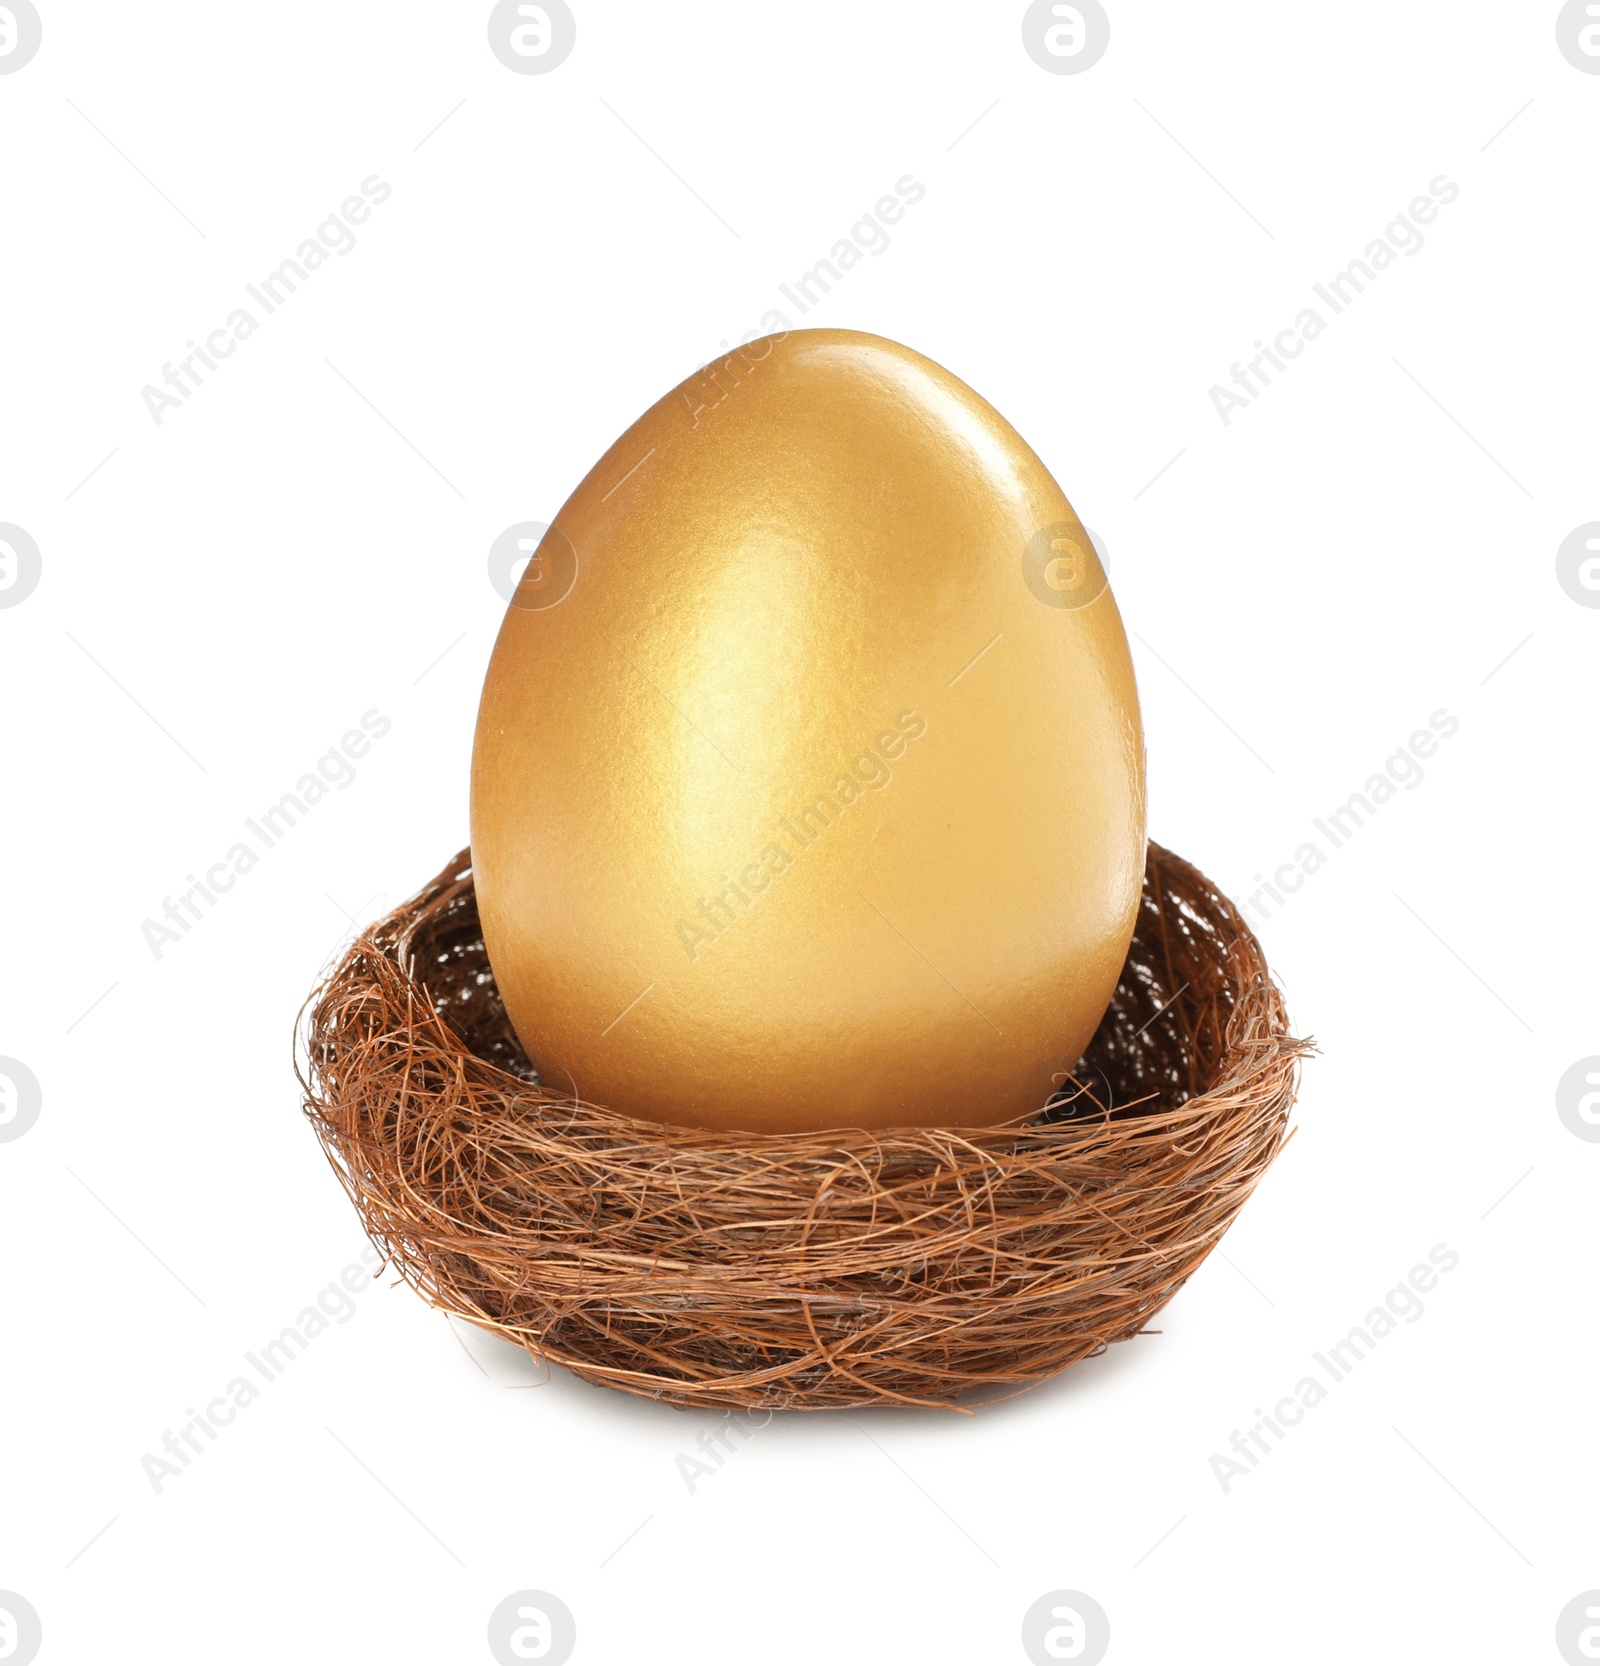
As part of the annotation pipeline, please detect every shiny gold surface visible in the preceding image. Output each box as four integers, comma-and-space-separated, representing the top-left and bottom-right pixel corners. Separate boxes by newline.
471, 329, 1146, 1134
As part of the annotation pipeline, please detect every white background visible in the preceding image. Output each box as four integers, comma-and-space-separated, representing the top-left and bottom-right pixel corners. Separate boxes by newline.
2, 3, 1597, 1662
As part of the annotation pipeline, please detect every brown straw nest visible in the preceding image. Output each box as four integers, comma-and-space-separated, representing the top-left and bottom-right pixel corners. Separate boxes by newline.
299, 842, 1306, 1411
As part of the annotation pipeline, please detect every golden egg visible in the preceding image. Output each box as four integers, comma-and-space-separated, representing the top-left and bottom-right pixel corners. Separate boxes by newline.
471, 329, 1145, 1134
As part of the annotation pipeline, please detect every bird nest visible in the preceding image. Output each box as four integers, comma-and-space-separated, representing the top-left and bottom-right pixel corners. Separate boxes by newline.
299, 842, 1305, 1411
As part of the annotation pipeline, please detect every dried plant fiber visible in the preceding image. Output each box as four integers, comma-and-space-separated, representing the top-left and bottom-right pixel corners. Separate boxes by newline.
300, 842, 1305, 1410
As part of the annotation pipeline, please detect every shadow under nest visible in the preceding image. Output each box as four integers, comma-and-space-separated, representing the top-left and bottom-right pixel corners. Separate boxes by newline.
300, 842, 1307, 1411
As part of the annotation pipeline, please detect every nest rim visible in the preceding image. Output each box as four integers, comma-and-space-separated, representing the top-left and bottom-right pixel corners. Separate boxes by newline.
299, 840, 1307, 1412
